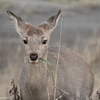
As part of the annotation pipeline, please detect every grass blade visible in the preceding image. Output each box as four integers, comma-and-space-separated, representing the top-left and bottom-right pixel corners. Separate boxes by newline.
40, 58, 55, 85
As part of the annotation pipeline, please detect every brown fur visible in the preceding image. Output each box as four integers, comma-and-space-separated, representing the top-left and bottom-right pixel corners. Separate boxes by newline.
6, 9, 94, 100
39, 22, 50, 33
27, 26, 43, 36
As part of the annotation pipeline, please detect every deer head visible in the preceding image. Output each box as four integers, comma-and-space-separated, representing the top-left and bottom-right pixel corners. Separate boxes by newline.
6, 9, 61, 63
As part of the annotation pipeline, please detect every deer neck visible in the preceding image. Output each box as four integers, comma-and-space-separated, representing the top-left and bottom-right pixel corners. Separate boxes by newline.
23, 51, 49, 83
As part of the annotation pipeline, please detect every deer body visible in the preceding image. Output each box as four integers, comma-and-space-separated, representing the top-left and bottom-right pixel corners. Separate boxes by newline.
6, 10, 94, 100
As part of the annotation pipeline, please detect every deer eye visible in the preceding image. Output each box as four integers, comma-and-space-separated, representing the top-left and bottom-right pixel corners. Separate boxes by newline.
42, 40, 47, 44
23, 37, 28, 44
23, 40, 28, 44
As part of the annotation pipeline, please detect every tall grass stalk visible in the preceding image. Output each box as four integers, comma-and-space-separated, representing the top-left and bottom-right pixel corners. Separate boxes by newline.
88, 41, 100, 100
88, 86, 100, 100
54, 11, 63, 100
40, 11, 63, 100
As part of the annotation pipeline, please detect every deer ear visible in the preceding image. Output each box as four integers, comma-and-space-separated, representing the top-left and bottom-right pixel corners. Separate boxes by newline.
38, 10, 61, 33
6, 9, 26, 36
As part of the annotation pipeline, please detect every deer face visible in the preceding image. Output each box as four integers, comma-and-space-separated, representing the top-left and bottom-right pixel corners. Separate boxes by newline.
22, 26, 49, 63
6, 10, 61, 63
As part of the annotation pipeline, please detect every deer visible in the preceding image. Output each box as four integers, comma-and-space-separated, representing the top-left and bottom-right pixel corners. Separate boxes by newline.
6, 9, 94, 100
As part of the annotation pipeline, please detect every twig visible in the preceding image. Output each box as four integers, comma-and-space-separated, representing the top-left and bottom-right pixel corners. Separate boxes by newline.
55, 87, 69, 100
56, 93, 66, 100
88, 86, 100, 100
96, 90, 100, 100
54, 10, 63, 100
56, 87, 69, 95
9, 79, 20, 100
93, 41, 100, 48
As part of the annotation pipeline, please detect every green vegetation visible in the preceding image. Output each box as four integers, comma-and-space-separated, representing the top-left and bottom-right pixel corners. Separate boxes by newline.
40, 58, 55, 85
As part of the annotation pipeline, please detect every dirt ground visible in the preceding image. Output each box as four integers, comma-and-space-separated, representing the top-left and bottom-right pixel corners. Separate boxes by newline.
0, 0, 100, 99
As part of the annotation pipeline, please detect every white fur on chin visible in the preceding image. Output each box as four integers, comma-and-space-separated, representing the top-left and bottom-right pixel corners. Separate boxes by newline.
29, 59, 38, 64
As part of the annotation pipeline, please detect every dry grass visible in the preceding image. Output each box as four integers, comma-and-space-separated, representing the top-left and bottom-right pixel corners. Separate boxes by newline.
0, 0, 14, 9
0, 0, 100, 10
0, 38, 23, 97
0, 36, 100, 98
44, 0, 100, 5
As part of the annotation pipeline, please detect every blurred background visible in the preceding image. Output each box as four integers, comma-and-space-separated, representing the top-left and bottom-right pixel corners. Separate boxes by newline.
0, 0, 100, 99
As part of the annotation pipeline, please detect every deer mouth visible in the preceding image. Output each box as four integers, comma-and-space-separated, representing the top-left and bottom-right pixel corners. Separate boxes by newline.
29, 59, 39, 64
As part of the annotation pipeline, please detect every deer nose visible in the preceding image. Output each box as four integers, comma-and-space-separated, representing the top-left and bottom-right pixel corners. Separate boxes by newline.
30, 53, 38, 61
